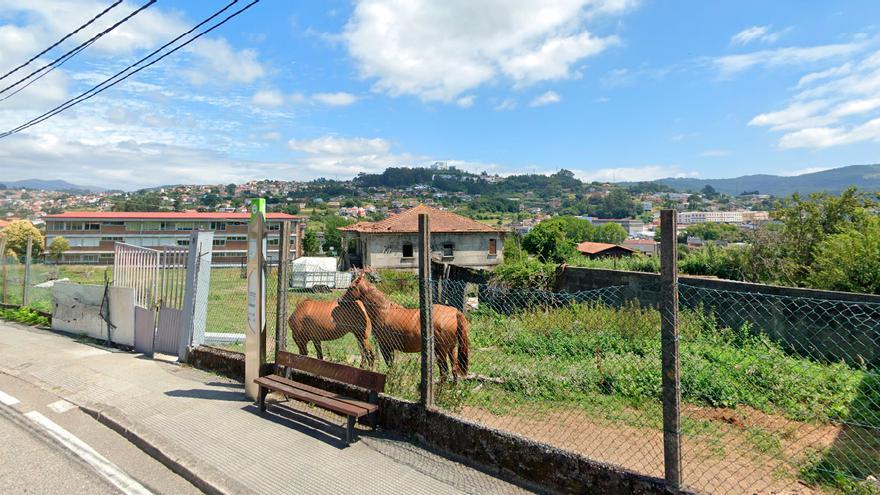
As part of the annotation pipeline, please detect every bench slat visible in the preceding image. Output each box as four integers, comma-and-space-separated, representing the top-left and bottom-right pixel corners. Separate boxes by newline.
277, 352, 386, 393
255, 376, 371, 417
268, 375, 378, 412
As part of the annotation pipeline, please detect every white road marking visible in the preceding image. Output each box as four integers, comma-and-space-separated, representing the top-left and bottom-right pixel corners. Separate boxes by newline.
24, 411, 153, 495
0, 389, 19, 406
48, 399, 76, 414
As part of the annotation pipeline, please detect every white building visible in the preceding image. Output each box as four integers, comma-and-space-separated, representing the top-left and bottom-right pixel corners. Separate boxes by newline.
678, 211, 769, 225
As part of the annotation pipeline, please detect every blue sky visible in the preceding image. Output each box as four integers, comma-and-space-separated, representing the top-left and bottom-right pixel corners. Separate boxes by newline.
0, 0, 879, 189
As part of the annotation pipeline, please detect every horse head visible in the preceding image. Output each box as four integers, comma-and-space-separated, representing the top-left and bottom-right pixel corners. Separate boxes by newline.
339, 272, 366, 304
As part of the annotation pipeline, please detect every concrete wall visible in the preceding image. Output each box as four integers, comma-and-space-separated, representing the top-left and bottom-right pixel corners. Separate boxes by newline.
364, 232, 502, 270
51, 283, 135, 346
555, 266, 880, 366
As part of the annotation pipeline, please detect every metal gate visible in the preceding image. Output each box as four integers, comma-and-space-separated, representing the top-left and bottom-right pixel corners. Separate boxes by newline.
113, 243, 189, 355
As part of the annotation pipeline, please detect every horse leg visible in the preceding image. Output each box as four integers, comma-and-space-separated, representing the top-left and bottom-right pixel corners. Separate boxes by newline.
435, 345, 449, 382
449, 348, 460, 384
314, 340, 324, 360
379, 343, 394, 368
355, 333, 375, 369
295, 340, 308, 356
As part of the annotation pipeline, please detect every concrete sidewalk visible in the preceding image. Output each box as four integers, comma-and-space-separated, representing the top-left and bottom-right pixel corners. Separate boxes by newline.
0, 322, 535, 495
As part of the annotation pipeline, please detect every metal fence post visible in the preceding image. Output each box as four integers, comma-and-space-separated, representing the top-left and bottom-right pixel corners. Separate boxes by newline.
22, 236, 32, 307
275, 221, 291, 362
660, 209, 682, 491
0, 236, 6, 304
418, 213, 434, 408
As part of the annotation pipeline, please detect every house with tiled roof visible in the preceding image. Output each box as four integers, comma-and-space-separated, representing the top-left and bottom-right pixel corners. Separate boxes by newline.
339, 205, 505, 270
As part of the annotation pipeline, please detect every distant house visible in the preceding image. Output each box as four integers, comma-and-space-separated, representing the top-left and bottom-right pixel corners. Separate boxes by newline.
589, 218, 645, 236
339, 205, 505, 270
622, 238, 659, 256
576, 241, 635, 259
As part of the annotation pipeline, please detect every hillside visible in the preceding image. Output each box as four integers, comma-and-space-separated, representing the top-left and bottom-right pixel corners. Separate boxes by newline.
1, 179, 106, 193
655, 164, 880, 196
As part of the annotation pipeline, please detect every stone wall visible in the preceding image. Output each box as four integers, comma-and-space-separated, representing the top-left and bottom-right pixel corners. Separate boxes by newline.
188, 345, 678, 495
51, 283, 135, 346
555, 266, 880, 366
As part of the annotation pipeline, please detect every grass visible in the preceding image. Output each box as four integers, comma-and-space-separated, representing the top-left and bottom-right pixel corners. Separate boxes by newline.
0, 306, 50, 327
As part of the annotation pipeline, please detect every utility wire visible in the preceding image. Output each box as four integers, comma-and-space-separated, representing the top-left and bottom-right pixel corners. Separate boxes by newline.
0, 0, 259, 140
0, 0, 123, 82
0, 0, 156, 99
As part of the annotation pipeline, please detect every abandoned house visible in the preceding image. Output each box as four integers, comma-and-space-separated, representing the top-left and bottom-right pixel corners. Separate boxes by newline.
339, 205, 505, 270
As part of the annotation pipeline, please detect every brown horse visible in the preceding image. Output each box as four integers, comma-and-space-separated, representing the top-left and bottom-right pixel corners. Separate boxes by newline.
340, 274, 469, 379
287, 298, 375, 368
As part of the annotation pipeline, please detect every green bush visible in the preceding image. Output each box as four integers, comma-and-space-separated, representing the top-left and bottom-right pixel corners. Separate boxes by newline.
0, 306, 49, 327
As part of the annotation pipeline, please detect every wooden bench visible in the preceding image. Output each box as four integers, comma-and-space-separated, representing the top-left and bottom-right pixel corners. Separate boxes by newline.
255, 351, 386, 445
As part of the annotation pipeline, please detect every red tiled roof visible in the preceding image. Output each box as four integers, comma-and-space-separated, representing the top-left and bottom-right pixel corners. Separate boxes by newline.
576, 241, 635, 255
339, 205, 504, 234
0, 219, 9, 229
43, 211, 300, 220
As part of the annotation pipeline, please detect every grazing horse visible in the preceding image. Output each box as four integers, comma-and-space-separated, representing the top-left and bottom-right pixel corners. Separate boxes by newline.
340, 274, 469, 379
288, 298, 375, 368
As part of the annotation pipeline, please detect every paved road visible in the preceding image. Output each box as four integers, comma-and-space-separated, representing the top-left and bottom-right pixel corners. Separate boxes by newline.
0, 372, 201, 495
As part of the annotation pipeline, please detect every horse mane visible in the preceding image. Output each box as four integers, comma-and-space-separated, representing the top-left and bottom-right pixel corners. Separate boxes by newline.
358, 277, 400, 310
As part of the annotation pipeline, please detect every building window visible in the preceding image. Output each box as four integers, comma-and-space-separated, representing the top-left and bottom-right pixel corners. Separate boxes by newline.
177, 240, 190, 246
488, 238, 497, 255
213, 239, 226, 246
102, 236, 123, 242
268, 238, 280, 246
267, 223, 280, 231
402, 242, 414, 258
210, 222, 227, 231
442, 242, 454, 258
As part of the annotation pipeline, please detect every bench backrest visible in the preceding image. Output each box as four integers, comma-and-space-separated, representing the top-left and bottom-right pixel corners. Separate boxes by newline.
277, 351, 386, 393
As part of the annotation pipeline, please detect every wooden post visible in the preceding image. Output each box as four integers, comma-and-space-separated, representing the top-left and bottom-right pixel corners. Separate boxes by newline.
0, 236, 7, 304
418, 213, 434, 408
245, 199, 267, 401
275, 221, 291, 362
660, 209, 682, 491
22, 236, 32, 307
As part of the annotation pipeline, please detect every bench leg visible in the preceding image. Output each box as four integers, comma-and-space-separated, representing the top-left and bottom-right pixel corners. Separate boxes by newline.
346, 415, 355, 445
259, 386, 268, 413
369, 412, 377, 431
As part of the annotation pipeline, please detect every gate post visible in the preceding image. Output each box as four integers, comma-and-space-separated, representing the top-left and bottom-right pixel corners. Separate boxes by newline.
275, 221, 291, 362
22, 236, 32, 307
660, 209, 682, 491
179, 230, 214, 361
418, 213, 434, 408
245, 199, 267, 401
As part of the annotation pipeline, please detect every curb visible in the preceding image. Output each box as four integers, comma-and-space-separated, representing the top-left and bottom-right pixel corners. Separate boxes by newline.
80, 404, 252, 495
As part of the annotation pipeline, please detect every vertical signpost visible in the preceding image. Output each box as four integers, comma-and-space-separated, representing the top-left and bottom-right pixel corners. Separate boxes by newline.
245, 199, 267, 401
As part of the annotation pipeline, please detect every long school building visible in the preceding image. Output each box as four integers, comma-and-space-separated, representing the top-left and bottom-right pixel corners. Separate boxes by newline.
43, 211, 304, 264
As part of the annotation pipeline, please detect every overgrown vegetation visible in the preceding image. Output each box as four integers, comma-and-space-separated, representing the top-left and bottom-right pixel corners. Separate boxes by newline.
0, 306, 49, 327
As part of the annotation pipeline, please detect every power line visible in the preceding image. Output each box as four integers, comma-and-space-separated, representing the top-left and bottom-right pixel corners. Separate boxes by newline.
0, 0, 259, 140
0, 0, 123, 82
0, 0, 156, 100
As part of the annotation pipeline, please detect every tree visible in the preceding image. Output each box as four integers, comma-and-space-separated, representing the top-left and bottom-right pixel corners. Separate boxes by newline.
593, 223, 627, 244
808, 217, 880, 294
3, 220, 44, 260
595, 188, 638, 218
225, 183, 237, 196
47, 236, 69, 262
302, 230, 319, 256
522, 221, 575, 262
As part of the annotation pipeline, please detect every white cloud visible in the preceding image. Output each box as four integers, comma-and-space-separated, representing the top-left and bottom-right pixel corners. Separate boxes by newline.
731, 25, 790, 45
343, 0, 632, 102
456, 95, 475, 108
287, 136, 422, 176
529, 90, 562, 107
711, 42, 863, 77
494, 98, 517, 111
576, 165, 697, 182
312, 92, 358, 106
700, 149, 731, 157
749, 47, 880, 149
252, 89, 286, 108
185, 38, 265, 85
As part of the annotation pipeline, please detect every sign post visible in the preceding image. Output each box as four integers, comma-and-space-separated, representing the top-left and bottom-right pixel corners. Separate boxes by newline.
245, 198, 267, 400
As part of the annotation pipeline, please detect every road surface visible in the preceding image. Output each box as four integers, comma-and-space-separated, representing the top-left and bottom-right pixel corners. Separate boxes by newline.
0, 371, 201, 495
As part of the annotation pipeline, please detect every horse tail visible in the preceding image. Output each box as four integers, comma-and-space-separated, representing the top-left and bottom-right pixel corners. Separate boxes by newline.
455, 311, 469, 376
